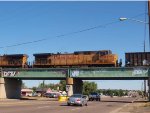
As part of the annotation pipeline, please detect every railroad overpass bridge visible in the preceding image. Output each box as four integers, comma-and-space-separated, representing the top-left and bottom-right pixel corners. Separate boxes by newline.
0, 67, 150, 101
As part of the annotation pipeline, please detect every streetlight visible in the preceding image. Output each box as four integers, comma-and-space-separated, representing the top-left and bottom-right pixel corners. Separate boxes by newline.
119, 17, 148, 24
119, 17, 148, 52
119, 17, 148, 99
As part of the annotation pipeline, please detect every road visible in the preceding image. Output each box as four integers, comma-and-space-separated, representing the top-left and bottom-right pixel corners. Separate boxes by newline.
0, 97, 140, 113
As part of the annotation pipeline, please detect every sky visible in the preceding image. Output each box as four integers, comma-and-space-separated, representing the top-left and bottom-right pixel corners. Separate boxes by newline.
0, 1, 149, 90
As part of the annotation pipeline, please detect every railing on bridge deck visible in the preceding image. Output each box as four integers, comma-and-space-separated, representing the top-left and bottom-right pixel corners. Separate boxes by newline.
1, 68, 68, 80
69, 67, 150, 80
0, 67, 150, 80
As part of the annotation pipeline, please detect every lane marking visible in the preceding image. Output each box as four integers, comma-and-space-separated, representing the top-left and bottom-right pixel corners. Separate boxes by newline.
71, 108, 80, 111
37, 106, 50, 109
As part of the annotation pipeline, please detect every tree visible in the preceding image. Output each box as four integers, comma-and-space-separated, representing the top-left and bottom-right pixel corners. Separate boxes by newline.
118, 89, 124, 97
59, 80, 66, 91
32, 86, 37, 92
21, 81, 27, 88
83, 81, 97, 95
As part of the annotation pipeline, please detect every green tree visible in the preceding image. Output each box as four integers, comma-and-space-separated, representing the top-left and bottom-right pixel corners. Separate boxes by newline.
59, 80, 66, 91
32, 86, 37, 92
83, 81, 97, 95
21, 81, 27, 88
118, 89, 124, 97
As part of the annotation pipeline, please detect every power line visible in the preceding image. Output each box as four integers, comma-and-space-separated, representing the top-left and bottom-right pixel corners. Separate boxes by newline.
0, 13, 146, 49
0, 20, 121, 49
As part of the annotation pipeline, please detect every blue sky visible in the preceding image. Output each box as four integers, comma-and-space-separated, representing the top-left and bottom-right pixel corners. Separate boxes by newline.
0, 1, 148, 90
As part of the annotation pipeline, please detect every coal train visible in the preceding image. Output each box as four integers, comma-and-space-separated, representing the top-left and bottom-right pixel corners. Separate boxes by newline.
0, 50, 119, 68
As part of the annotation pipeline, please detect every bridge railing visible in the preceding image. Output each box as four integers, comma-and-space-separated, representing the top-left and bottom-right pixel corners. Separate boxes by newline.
69, 67, 150, 78
1, 68, 68, 79
0, 67, 150, 79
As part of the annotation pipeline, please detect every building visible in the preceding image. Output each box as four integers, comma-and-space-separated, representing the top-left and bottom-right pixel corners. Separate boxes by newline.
21, 89, 33, 97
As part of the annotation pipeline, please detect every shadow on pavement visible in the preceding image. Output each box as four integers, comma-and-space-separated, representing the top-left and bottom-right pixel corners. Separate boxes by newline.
20, 98, 37, 100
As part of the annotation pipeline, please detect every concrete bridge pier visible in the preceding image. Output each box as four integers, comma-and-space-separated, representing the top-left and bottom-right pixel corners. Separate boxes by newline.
0, 78, 22, 99
66, 78, 83, 96
0, 78, 6, 98
66, 78, 73, 96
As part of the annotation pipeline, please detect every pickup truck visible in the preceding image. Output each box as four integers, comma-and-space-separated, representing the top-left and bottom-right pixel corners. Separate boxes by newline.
89, 92, 101, 101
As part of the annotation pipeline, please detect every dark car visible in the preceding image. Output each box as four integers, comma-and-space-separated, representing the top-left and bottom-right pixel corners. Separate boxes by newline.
44, 93, 60, 98
67, 94, 88, 106
89, 92, 101, 101
43, 93, 51, 98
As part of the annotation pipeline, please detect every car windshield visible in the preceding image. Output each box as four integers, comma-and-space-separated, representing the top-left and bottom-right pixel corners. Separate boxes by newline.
71, 94, 82, 98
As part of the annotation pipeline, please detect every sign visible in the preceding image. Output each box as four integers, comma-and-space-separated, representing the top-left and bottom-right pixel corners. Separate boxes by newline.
66, 85, 71, 92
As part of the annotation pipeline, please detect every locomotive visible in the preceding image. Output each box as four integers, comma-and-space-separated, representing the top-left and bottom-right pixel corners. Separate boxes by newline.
33, 50, 118, 68
0, 50, 119, 68
0, 54, 28, 68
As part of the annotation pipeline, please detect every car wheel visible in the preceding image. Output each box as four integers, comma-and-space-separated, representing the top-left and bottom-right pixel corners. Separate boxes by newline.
67, 103, 70, 106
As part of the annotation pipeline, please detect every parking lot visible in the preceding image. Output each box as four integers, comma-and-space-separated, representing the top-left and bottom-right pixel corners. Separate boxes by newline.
0, 96, 143, 113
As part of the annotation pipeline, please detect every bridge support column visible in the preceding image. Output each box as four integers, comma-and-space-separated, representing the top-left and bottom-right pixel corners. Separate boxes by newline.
0, 78, 21, 99
0, 78, 6, 98
66, 78, 83, 96
73, 78, 83, 94
66, 78, 73, 96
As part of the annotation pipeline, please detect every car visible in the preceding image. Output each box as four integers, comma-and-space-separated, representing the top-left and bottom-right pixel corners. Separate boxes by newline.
67, 94, 88, 106
32, 93, 38, 97
89, 92, 101, 101
83, 95, 89, 101
43, 93, 51, 98
43, 92, 60, 98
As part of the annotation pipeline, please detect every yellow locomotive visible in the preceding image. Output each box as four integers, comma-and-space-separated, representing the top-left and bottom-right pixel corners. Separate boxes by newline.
33, 50, 118, 68
0, 54, 28, 68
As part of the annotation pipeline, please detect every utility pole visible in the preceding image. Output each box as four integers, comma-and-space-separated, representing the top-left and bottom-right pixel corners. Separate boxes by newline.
148, 0, 150, 101
148, 0, 150, 50
42, 80, 45, 97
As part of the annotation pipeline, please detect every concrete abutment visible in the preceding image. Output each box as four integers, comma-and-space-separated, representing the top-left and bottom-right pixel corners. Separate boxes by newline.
0, 78, 21, 99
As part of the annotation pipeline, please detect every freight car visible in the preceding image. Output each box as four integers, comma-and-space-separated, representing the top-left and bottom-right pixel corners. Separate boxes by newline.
0, 54, 28, 68
33, 50, 118, 68
125, 52, 150, 67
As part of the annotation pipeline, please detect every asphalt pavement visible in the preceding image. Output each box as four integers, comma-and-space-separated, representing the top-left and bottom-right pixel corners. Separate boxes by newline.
0, 97, 146, 113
